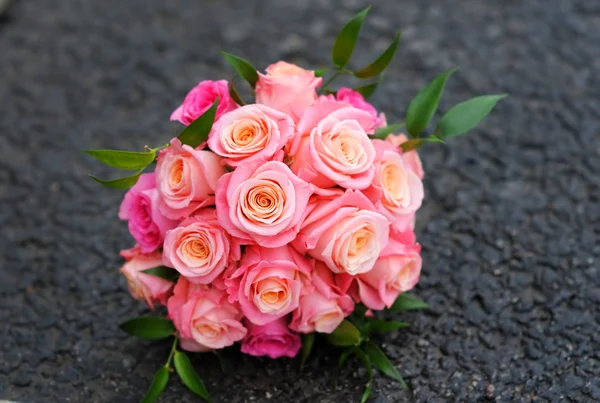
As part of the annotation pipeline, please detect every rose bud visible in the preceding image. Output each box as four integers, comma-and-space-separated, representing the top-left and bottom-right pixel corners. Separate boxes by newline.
255, 61, 322, 122
119, 173, 177, 253
170, 80, 238, 125
363, 140, 424, 232
119, 246, 174, 310
240, 317, 301, 359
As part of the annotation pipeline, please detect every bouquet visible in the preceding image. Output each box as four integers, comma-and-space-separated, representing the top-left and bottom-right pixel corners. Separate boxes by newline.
87, 6, 504, 402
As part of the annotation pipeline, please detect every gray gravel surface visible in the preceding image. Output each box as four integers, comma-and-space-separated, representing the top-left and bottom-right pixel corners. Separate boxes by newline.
1, 0, 599, 402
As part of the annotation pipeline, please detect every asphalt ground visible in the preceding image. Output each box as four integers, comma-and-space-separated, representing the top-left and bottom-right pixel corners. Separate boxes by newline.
0, 0, 599, 401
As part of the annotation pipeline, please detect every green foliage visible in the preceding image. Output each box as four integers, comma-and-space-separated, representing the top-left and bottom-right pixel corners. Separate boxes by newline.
354, 31, 401, 78
141, 366, 170, 403
436, 94, 507, 138
222, 52, 259, 88
174, 351, 213, 402
405, 68, 458, 137
177, 98, 219, 148
119, 316, 176, 340
332, 7, 371, 68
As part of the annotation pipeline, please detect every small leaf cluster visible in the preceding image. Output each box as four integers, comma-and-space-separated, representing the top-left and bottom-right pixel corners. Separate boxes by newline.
301, 293, 429, 402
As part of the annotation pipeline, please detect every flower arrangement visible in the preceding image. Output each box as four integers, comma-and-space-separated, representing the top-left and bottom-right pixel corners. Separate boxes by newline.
87, 6, 504, 402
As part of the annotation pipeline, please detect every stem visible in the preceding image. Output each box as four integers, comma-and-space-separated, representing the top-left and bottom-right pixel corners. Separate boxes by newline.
150, 143, 169, 153
319, 71, 344, 94
165, 336, 178, 368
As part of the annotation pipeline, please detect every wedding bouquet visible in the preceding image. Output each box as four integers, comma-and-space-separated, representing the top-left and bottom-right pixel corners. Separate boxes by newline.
87, 6, 504, 402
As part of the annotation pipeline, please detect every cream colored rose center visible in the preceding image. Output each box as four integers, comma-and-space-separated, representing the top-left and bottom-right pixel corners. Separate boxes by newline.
253, 278, 289, 313
182, 235, 210, 262
348, 228, 373, 261
169, 159, 184, 187
193, 321, 225, 340
241, 180, 285, 223
223, 117, 270, 154
381, 161, 410, 206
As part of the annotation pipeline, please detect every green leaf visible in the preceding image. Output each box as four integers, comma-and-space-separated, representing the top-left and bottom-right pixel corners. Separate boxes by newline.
174, 351, 213, 402
325, 320, 361, 346
141, 266, 179, 282
353, 79, 380, 99
389, 293, 429, 313
301, 333, 315, 370
332, 6, 371, 68
338, 348, 353, 368
222, 52, 259, 88
177, 98, 219, 148
354, 31, 401, 78
363, 341, 407, 388
89, 169, 143, 189
351, 348, 373, 403
314, 68, 327, 78
436, 94, 507, 138
119, 316, 176, 340
361, 380, 373, 403
141, 366, 170, 403
405, 68, 458, 138
366, 320, 409, 334
373, 123, 404, 139
85, 149, 155, 170
228, 77, 246, 106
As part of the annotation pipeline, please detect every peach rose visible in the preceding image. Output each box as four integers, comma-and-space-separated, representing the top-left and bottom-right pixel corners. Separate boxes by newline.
386, 133, 425, 179
293, 189, 389, 276
289, 263, 354, 334
225, 245, 311, 326
363, 140, 424, 232
356, 229, 422, 310
240, 317, 301, 359
119, 246, 174, 309
255, 61, 322, 122
119, 173, 178, 253
215, 159, 313, 247
170, 80, 238, 126
289, 107, 376, 190
207, 104, 294, 167
156, 138, 225, 220
167, 277, 247, 352
163, 209, 239, 284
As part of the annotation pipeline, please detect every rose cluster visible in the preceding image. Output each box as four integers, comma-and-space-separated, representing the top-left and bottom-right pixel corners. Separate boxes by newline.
119, 61, 424, 359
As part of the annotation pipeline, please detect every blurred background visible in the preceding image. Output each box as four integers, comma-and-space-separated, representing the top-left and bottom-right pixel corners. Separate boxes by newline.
1, 0, 598, 402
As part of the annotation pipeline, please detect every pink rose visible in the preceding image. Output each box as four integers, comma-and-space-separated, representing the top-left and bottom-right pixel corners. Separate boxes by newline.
386, 133, 425, 179
167, 277, 247, 352
163, 209, 239, 284
336, 87, 385, 128
207, 104, 294, 167
289, 107, 376, 190
156, 138, 225, 220
240, 317, 301, 359
119, 246, 174, 309
293, 190, 389, 276
170, 80, 238, 125
119, 173, 178, 253
225, 245, 311, 326
255, 61, 322, 122
363, 140, 424, 232
356, 229, 422, 310
215, 159, 313, 247
290, 263, 354, 334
